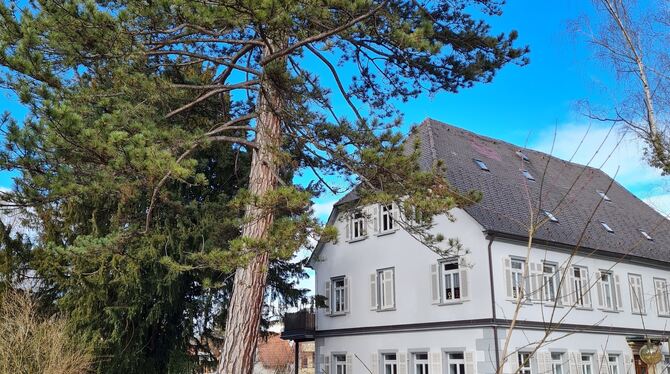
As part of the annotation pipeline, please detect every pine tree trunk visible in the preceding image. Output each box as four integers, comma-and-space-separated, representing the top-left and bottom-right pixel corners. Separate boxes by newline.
217, 48, 283, 373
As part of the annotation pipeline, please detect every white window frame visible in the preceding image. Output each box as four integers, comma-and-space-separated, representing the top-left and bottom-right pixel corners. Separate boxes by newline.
628, 273, 645, 314
580, 354, 593, 374
550, 352, 564, 374
654, 278, 670, 316
441, 259, 462, 302
600, 272, 616, 310
376, 268, 396, 311
542, 263, 558, 302
518, 352, 532, 374
383, 353, 398, 374
511, 258, 526, 300
607, 355, 619, 374
380, 204, 396, 233
412, 352, 429, 374
332, 276, 346, 315
333, 354, 347, 374
447, 352, 466, 374
350, 211, 366, 240
573, 267, 590, 308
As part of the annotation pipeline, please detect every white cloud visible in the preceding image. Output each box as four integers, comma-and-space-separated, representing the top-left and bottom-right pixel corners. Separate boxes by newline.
312, 198, 338, 223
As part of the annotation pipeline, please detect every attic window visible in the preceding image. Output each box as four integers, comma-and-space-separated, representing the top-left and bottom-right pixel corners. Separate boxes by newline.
521, 169, 535, 181
640, 230, 653, 241
600, 221, 614, 233
474, 159, 490, 171
542, 210, 559, 223
516, 151, 530, 162
596, 190, 611, 202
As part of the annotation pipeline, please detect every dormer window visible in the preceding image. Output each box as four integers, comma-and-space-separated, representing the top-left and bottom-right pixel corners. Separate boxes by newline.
521, 169, 535, 181
350, 211, 366, 240
474, 159, 489, 171
542, 210, 559, 223
596, 190, 611, 202
516, 151, 530, 162
600, 221, 614, 233
380, 204, 395, 233
640, 230, 653, 241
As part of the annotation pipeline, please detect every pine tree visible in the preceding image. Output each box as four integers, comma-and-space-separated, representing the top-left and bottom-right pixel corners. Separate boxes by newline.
0, 1, 528, 372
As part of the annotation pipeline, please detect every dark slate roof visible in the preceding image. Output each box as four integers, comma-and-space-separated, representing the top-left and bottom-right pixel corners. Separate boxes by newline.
335, 118, 670, 265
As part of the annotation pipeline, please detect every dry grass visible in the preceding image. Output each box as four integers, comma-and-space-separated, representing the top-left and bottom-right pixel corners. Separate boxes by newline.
0, 291, 93, 374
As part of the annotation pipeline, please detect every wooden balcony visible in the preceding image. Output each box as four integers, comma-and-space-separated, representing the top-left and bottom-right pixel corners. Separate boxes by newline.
280, 310, 315, 342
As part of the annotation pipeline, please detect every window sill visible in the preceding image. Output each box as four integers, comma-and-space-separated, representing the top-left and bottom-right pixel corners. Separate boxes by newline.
507, 298, 533, 305
598, 308, 621, 313
658, 314, 670, 318
375, 229, 398, 237
347, 236, 368, 243
375, 307, 396, 312
438, 299, 467, 306
328, 312, 348, 317
632, 312, 647, 316
544, 302, 563, 308
575, 306, 593, 311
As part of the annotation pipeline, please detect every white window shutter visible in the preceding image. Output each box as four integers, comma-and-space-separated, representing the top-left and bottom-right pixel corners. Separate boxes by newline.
398, 352, 408, 374
537, 352, 550, 374
325, 281, 332, 315
430, 352, 442, 374
371, 353, 379, 374
581, 268, 592, 307
623, 354, 633, 374
460, 257, 470, 300
392, 202, 400, 225
318, 355, 325, 374
595, 353, 607, 374
344, 277, 350, 313
371, 205, 379, 234
509, 353, 520, 374
345, 215, 351, 241
431, 263, 441, 304
568, 352, 580, 374
370, 273, 378, 310
324, 355, 330, 374
595, 271, 605, 309
614, 274, 624, 310
465, 351, 476, 374
655, 279, 669, 315
560, 267, 571, 306
629, 276, 640, 314
346, 354, 353, 374
383, 269, 395, 309
504, 258, 513, 299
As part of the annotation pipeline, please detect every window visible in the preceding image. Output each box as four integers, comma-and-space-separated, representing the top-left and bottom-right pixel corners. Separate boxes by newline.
600, 222, 614, 233
607, 355, 619, 374
447, 353, 466, 374
413, 352, 429, 374
516, 150, 530, 162
332, 277, 347, 314
543, 210, 559, 222
640, 230, 653, 241
551, 353, 564, 374
628, 274, 645, 314
573, 267, 590, 307
596, 190, 611, 202
442, 260, 462, 301
474, 159, 489, 171
383, 353, 398, 374
654, 278, 670, 316
511, 258, 526, 299
334, 354, 347, 374
521, 169, 535, 181
373, 268, 395, 311
543, 263, 558, 302
380, 204, 395, 232
600, 272, 616, 310
351, 211, 366, 240
518, 352, 532, 374
581, 354, 593, 374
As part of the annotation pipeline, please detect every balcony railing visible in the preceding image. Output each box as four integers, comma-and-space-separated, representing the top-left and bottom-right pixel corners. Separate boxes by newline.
280, 309, 315, 342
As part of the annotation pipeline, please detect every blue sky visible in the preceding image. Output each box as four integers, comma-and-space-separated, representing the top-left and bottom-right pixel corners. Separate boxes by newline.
2, 1, 668, 291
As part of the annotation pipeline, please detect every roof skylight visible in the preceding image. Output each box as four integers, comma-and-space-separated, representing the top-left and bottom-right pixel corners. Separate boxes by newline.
474, 159, 489, 171
542, 210, 558, 223
600, 221, 614, 233
521, 169, 535, 181
596, 190, 611, 202
516, 151, 530, 162
640, 230, 653, 241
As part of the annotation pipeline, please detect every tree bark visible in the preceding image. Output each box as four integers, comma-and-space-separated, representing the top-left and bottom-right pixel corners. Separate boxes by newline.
217, 46, 283, 373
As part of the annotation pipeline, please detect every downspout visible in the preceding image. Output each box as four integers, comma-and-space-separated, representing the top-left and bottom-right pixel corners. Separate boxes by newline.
487, 233, 501, 372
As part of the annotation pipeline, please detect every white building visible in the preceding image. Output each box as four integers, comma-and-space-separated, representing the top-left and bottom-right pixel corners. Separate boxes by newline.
308, 119, 670, 374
